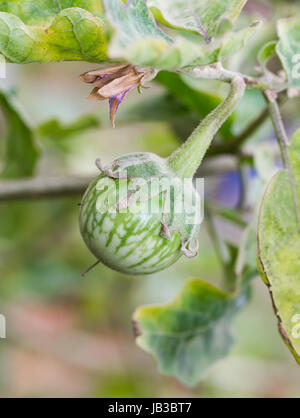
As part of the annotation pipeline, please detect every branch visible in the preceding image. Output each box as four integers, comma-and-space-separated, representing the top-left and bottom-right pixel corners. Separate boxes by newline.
177, 63, 285, 158
178, 62, 270, 91
0, 175, 94, 201
0, 160, 240, 202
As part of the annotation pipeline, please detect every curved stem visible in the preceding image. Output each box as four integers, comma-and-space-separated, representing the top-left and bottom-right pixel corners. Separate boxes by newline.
178, 62, 270, 91
167, 75, 245, 178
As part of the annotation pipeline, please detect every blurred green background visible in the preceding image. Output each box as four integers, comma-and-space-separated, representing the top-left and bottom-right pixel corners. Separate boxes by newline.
1, 0, 300, 398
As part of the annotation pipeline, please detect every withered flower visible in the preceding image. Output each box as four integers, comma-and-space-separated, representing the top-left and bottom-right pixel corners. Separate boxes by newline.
80, 63, 145, 127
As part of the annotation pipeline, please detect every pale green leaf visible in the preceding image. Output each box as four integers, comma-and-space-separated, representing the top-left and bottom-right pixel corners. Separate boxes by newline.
103, 0, 171, 49
0, 5, 107, 63
218, 21, 261, 61
148, 0, 248, 38
134, 278, 243, 386
258, 41, 277, 70
276, 16, 300, 88
0, 90, 39, 178
257, 128, 300, 363
104, 0, 200, 69
124, 36, 210, 70
104, 0, 257, 69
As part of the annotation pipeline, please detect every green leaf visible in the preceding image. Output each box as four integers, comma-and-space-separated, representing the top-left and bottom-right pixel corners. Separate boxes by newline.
124, 36, 209, 69
133, 278, 242, 386
0, 90, 39, 178
104, 0, 191, 69
104, 0, 258, 69
148, 0, 248, 38
258, 41, 277, 70
118, 93, 191, 122
257, 128, 300, 363
218, 21, 261, 61
37, 114, 100, 143
104, 0, 171, 48
236, 220, 258, 278
276, 16, 300, 88
257, 41, 286, 88
156, 71, 235, 139
0, 5, 107, 63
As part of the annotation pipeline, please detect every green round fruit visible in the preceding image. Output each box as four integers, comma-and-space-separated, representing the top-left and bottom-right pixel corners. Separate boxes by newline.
79, 153, 200, 275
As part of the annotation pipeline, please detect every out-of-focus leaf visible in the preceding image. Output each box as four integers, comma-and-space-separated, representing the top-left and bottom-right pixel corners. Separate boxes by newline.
148, 0, 247, 38
37, 114, 101, 143
276, 17, 300, 88
104, 0, 258, 69
257, 41, 285, 88
0, 5, 107, 63
219, 21, 261, 60
236, 142, 279, 281
232, 88, 266, 135
254, 142, 279, 183
0, 90, 38, 178
118, 93, 191, 122
156, 71, 235, 139
236, 214, 259, 282
134, 278, 246, 386
257, 128, 300, 364
258, 41, 277, 70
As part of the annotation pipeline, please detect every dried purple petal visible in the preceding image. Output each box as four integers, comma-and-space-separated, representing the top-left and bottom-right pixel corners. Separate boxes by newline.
80, 63, 144, 127
109, 87, 134, 127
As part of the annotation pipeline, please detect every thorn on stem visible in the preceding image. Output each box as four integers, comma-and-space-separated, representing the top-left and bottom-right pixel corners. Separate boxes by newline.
160, 221, 171, 240
95, 157, 105, 172
81, 260, 101, 277
180, 238, 199, 258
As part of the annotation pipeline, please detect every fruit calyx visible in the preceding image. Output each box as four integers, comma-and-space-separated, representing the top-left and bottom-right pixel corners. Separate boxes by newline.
94, 152, 201, 258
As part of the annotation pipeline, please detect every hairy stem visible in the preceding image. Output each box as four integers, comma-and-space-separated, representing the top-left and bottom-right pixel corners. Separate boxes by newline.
179, 62, 270, 91
167, 75, 245, 178
266, 92, 300, 232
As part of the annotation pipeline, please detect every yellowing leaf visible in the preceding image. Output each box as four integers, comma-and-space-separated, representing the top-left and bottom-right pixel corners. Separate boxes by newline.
258, 129, 300, 363
134, 278, 246, 386
0, 5, 107, 63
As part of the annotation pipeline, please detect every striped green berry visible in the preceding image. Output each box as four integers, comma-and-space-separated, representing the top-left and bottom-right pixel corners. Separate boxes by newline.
79, 152, 201, 275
